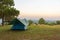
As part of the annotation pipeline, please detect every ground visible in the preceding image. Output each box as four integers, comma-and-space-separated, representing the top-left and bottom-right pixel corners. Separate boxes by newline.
0, 24, 60, 40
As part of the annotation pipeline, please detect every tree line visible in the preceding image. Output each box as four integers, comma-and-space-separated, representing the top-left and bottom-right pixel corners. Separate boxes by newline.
28, 18, 60, 25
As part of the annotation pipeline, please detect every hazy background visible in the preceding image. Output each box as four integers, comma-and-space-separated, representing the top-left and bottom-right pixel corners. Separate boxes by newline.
14, 0, 60, 20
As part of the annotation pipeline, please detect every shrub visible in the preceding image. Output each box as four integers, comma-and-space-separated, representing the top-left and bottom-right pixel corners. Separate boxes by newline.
28, 20, 33, 26
56, 20, 60, 24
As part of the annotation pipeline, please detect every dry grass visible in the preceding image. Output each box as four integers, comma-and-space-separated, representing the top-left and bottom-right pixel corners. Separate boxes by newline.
0, 24, 60, 40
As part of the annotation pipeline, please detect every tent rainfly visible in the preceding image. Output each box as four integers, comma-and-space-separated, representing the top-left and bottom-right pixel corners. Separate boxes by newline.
11, 18, 29, 30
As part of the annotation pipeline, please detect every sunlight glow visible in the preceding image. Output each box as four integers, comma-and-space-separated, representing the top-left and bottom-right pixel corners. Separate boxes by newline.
14, 0, 60, 19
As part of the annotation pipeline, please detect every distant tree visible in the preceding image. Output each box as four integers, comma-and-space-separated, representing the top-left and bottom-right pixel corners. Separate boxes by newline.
38, 18, 45, 24
56, 21, 60, 24
28, 20, 33, 26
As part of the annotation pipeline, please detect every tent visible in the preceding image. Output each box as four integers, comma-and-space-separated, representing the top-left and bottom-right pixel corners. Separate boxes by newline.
11, 18, 29, 30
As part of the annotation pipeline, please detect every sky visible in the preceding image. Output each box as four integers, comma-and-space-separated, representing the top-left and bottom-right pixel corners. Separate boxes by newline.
14, 0, 60, 20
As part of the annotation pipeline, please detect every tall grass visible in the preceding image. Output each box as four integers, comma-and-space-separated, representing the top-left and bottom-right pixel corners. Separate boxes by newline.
0, 24, 60, 40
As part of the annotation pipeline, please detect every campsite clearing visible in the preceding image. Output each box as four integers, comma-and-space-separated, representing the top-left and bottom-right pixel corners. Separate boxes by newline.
0, 24, 60, 40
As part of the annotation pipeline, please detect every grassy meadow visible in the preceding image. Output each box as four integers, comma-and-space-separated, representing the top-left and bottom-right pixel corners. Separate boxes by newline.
0, 24, 60, 40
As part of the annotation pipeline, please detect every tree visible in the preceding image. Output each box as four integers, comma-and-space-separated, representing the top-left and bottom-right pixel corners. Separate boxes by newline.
4, 7, 19, 21
38, 18, 45, 24
4, 7, 19, 25
0, 0, 19, 26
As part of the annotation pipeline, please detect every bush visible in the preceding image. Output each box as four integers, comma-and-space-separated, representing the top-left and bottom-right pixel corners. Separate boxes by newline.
56, 21, 60, 24
28, 20, 33, 26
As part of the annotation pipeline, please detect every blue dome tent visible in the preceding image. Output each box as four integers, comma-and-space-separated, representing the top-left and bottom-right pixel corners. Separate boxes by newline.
11, 18, 29, 30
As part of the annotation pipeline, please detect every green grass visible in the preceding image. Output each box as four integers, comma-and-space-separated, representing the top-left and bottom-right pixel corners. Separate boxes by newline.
0, 25, 12, 31
0, 24, 60, 40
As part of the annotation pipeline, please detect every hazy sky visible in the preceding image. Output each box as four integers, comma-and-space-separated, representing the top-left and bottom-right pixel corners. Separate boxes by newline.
14, 0, 60, 19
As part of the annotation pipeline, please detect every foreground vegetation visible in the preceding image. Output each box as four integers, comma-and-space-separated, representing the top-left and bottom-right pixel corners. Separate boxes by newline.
0, 24, 60, 40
